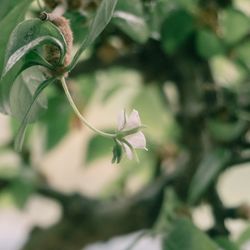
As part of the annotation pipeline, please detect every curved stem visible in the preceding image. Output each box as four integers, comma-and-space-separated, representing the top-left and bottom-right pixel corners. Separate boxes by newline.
61, 77, 116, 138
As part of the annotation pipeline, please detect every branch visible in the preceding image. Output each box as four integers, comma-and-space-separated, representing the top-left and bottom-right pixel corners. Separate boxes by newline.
226, 149, 250, 168
22, 170, 180, 250
70, 40, 173, 83
206, 186, 250, 236
207, 186, 229, 236
227, 156, 250, 167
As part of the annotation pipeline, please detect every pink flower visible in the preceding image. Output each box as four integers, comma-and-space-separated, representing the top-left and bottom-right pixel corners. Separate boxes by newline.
117, 109, 147, 160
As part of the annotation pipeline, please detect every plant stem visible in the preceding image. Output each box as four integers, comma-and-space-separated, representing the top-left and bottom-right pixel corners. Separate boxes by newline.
61, 77, 116, 138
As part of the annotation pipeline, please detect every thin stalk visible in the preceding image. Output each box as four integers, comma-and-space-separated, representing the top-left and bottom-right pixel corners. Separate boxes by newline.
61, 77, 116, 138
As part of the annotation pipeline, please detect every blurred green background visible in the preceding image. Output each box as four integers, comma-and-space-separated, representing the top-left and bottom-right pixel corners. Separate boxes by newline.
1, 0, 250, 250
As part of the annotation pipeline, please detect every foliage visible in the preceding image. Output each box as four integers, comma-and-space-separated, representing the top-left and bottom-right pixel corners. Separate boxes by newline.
163, 218, 219, 250
1, 0, 250, 249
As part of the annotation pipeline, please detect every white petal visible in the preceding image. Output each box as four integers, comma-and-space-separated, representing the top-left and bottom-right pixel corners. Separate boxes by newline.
117, 110, 127, 131
125, 131, 146, 149
122, 143, 133, 160
124, 109, 141, 130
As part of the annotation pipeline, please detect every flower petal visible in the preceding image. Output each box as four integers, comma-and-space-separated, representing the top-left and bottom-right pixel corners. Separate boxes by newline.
122, 143, 134, 160
125, 131, 146, 149
117, 109, 127, 131
124, 109, 141, 130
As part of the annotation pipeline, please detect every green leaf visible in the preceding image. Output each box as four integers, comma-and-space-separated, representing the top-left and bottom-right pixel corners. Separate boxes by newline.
0, 0, 27, 20
113, 0, 150, 43
0, 51, 52, 115
0, 61, 23, 114
215, 237, 239, 250
237, 225, 250, 247
0, 18, 65, 114
175, 0, 199, 10
235, 41, 250, 69
64, 11, 88, 44
188, 148, 231, 204
10, 179, 34, 208
14, 77, 56, 152
2, 18, 67, 77
0, 0, 33, 75
0, 167, 19, 180
161, 9, 194, 54
196, 30, 224, 59
220, 8, 249, 45
112, 140, 123, 164
42, 94, 71, 150
207, 119, 247, 143
9, 67, 48, 122
163, 219, 219, 250
69, 0, 119, 71
85, 134, 114, 164
148, 0, 174, 38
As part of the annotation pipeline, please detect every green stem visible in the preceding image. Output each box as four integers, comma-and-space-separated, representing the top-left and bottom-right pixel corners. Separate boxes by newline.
61, 77, 116, 138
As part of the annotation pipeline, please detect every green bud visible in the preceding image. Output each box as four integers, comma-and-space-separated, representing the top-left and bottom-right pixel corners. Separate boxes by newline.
112, 140, 123, 164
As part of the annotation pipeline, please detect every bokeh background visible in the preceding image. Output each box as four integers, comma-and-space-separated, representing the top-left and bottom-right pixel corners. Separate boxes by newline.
1, 0, 250, 249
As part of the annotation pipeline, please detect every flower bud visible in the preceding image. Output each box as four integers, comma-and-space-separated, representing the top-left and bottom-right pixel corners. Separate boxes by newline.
112, 141, 123, 164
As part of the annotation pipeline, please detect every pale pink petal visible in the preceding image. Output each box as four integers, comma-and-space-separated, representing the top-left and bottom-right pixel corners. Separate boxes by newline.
117, 110, 127, 131
125, 131, 146, 149
122, 143, 133, 160
124, 109, 141, 130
